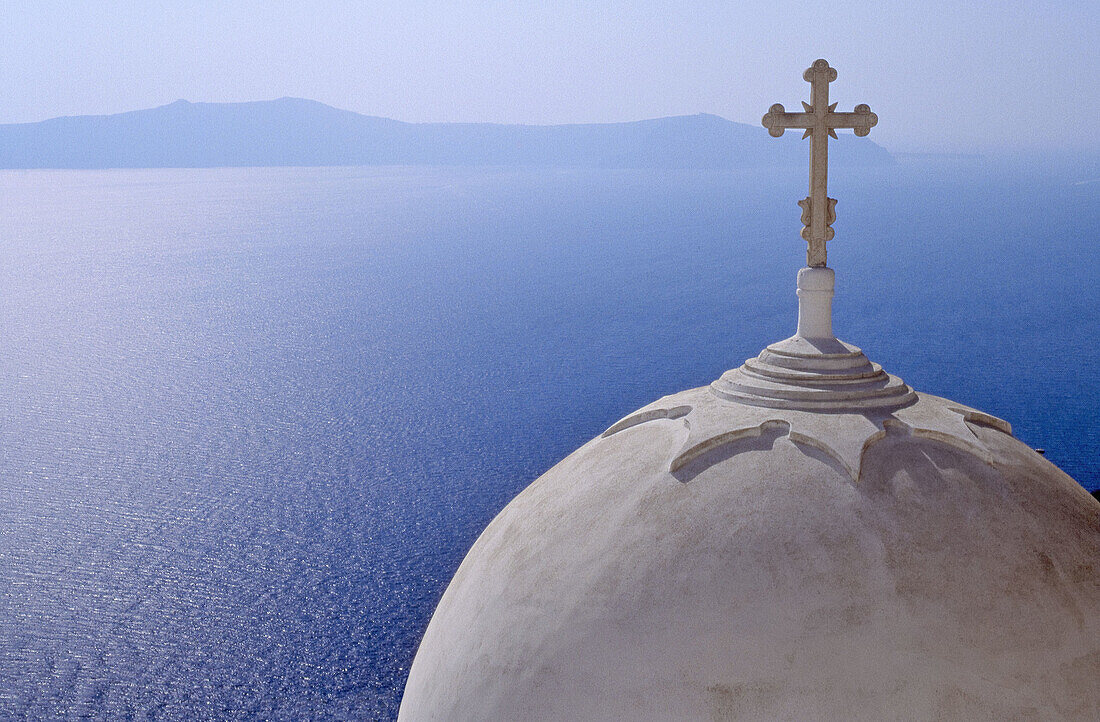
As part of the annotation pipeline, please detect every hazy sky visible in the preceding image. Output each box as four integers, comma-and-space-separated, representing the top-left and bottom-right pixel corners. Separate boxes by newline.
2, 1, 1096, 152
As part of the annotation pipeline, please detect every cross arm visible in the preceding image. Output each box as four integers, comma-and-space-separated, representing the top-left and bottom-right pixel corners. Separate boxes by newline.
761, 103, 814, 136
825, 104, 878, 136
763, 102, 878, 138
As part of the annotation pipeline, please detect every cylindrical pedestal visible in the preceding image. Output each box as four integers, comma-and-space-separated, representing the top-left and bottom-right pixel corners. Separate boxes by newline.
796, 266, 835, 340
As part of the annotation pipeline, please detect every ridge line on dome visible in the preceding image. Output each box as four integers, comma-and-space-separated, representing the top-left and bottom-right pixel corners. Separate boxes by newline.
601, 404, 692, 438
669, 419, 790, 474
952, 408, 1013, 436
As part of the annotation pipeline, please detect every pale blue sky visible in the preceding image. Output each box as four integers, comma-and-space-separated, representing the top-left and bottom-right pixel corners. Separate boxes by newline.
2, 1, 1096, 152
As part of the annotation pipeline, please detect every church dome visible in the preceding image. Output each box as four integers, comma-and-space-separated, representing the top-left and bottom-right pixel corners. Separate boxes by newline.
400, 61, 1100, 720
400, 268, 1100, 721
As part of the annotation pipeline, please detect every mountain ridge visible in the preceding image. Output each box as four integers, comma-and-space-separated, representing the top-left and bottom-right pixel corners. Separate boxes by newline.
0, 98, 894, 169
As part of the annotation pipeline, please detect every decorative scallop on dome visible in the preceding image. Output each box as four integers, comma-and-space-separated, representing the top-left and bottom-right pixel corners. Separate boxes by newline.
399, 61, 1100, 720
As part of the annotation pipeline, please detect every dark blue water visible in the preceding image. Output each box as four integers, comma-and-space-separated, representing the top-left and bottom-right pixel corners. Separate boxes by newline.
0, 163, 1096, 719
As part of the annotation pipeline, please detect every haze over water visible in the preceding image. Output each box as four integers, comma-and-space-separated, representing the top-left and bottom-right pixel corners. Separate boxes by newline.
0, 162, 1096, 719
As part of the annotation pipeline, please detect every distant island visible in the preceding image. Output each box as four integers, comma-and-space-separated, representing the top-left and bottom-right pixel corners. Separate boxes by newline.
0, 98, 894, 170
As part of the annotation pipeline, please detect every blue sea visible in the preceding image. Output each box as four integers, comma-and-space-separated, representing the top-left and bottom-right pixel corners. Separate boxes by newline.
0, 162, 1096, 719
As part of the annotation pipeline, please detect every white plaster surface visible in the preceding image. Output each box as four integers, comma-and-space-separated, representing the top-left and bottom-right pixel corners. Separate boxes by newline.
401, 266, 1100, 720
400, 386, 1100, 720
795, 266, 834, 339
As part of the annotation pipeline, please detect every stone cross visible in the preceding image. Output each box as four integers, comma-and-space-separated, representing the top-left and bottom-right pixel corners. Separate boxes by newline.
762, 59, 877, 267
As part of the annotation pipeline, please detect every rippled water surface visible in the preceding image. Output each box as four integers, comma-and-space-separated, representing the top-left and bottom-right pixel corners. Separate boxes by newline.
0, 164, 1096, 719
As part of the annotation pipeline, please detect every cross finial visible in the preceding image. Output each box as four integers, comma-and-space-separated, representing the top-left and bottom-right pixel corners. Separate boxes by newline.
762, 59, 877, 267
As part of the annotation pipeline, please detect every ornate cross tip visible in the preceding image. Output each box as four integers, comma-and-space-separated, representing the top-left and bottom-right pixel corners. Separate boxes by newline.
762, 59, 878, 268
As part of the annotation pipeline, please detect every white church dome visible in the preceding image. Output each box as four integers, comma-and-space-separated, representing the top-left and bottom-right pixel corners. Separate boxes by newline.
400, 271, 1100, 721
400, 61, 1100, 720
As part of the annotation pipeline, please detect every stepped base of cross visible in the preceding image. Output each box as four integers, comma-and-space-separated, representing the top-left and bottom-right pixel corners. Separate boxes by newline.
714, 266, 915, 411
713, 335, 916, 411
